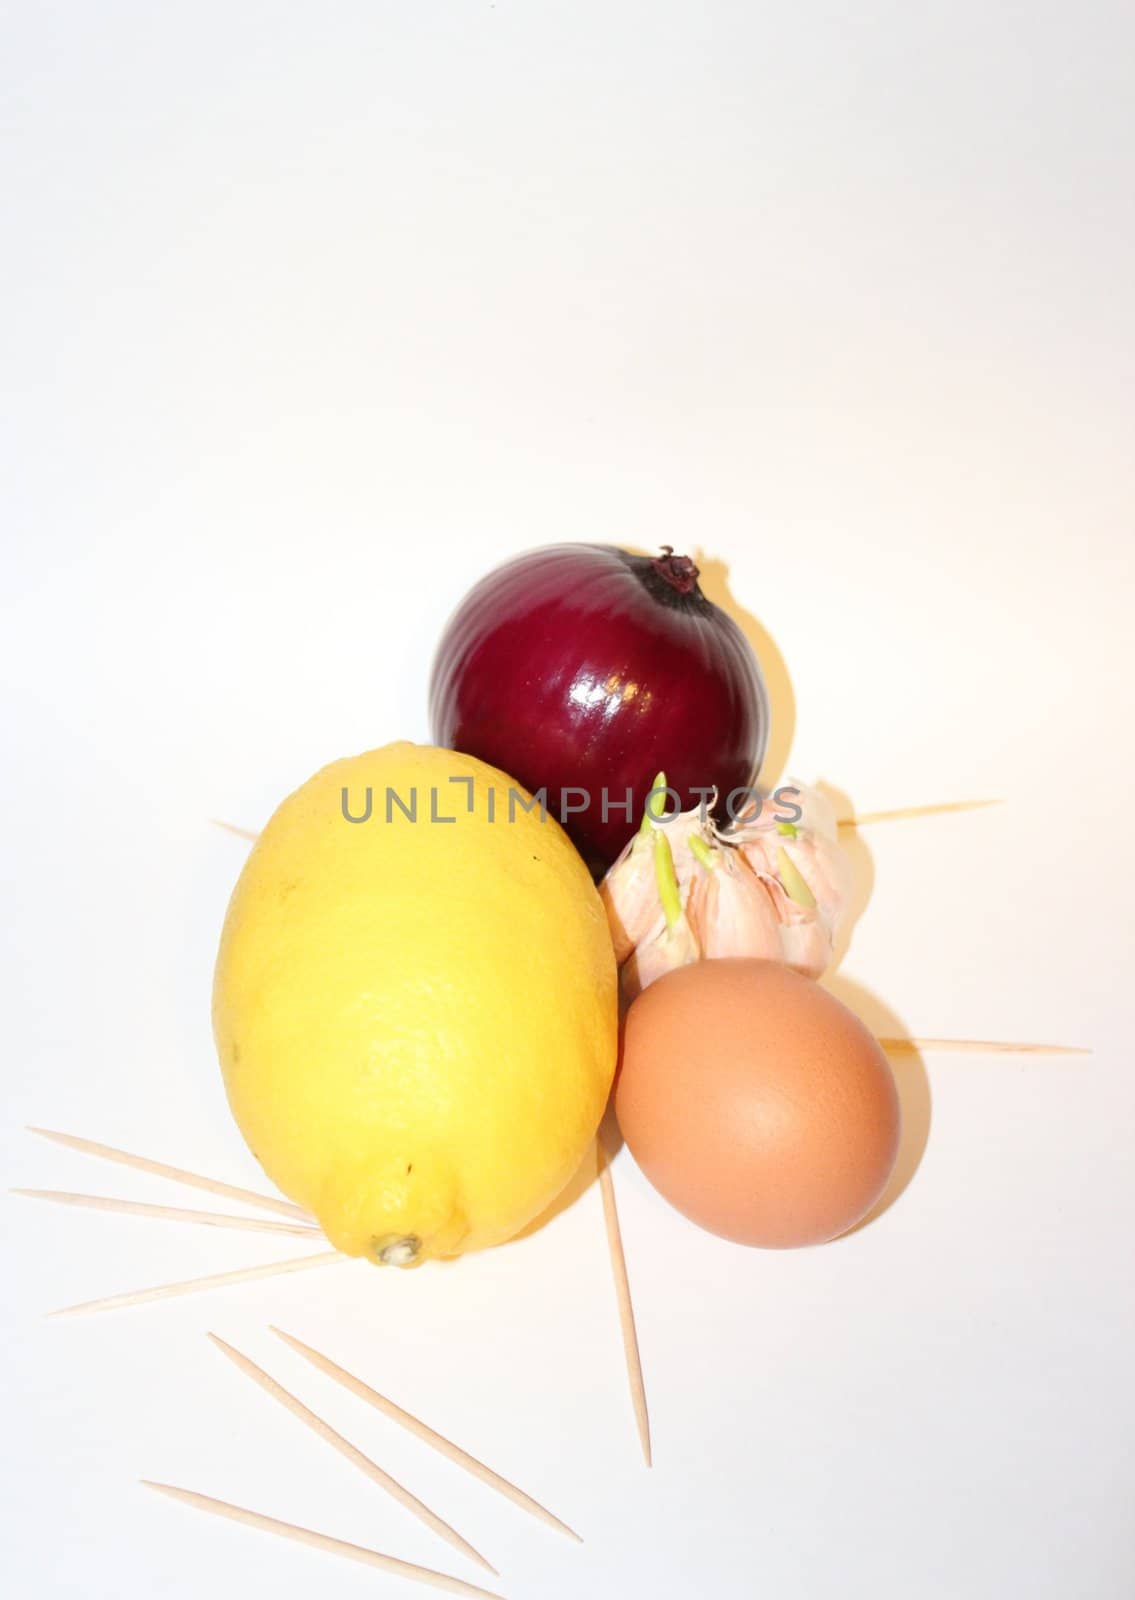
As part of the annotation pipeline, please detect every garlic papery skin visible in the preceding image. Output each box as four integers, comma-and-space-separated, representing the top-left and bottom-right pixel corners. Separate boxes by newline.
730, 778, 839, 842
688, 849, 783, 961
781, 779, 841, 841
600, 829, 662, 964
759, 874, 835, 978
782, 829, 853, 931
620, 909, 700, 1002
738, 829, 850, 943
778, 921, 834, 978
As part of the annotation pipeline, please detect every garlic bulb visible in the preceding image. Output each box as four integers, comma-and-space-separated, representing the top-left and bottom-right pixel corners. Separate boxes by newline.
602, 775, 852, 1000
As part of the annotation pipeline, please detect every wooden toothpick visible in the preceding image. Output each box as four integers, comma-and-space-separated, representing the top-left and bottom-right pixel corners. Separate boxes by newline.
270, 1325, 582, 1542
838, 799, 1001, 828
208, 1336, 496, 1576
879, 1037, 1090, 1057
208, 818, 260, 842
597, 1142, 651, 1467
49, 1250, 345, 1317
27, 1126, 313, 1222
142, 1482, 507, 1600
11, 1189, 322, 1237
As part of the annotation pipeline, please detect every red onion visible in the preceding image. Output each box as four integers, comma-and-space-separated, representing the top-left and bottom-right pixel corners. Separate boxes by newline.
429, 544, 769, 874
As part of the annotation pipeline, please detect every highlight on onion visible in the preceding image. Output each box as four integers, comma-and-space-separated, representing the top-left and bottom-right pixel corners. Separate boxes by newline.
428, 543, 769, 874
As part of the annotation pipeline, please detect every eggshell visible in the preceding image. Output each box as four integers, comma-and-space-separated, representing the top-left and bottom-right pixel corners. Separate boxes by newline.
615, 958, 901, 1247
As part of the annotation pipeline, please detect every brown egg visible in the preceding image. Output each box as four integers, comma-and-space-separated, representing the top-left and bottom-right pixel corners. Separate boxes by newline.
615, 958, 901, 1247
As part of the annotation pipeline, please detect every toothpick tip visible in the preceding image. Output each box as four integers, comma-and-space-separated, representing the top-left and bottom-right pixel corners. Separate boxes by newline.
838, 798, 1004, 828
208, 818, 260, 842
269, 1323, 305, 1350
880, 1036, 1091, 1057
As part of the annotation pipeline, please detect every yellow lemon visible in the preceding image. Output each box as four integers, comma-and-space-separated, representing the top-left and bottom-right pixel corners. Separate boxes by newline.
213, 742, 617, 1263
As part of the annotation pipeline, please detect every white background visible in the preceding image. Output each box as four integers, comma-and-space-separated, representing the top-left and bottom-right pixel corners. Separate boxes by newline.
3, 4, 1134, 1597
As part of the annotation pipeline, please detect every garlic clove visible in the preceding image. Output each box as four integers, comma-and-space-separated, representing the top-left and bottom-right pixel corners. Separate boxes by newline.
655, 804, 713, 896
689, 850, 783, 961
600, 832, 662, 964
760, 874, 834, 978
776, 917, 834, 979
619, 910, 700, 1002
777, 831, 853, 935
776, 845, 817, 910
735, 830, 780, 880
738, 818, 851, 939
600, 773, 702, 962
604, 786, 706, 995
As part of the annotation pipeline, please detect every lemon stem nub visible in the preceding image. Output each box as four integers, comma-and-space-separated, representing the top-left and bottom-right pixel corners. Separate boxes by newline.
688, 834, 717, 870
639, 771, 668, 833
653, 827, 682, 930
375, 1234, 421, 1266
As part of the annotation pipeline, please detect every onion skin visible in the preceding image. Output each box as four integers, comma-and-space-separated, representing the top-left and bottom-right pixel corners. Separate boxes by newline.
429, 543, 769, 874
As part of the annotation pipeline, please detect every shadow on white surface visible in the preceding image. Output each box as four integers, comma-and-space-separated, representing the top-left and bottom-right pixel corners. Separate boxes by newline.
824, 972, 932, 1235
694, 550, 797, 793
